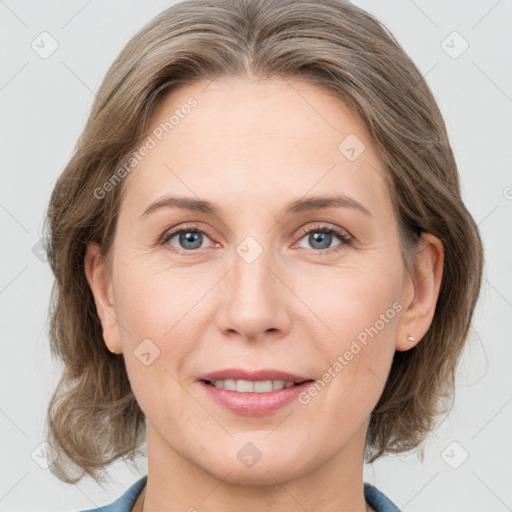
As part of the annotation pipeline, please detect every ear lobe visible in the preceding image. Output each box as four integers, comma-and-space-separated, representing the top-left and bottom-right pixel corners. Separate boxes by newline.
395, 233, 444, 352
84, 244, 122, 354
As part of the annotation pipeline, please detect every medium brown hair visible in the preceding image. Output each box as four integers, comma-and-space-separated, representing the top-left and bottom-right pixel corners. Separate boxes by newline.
44, 0, 484, 484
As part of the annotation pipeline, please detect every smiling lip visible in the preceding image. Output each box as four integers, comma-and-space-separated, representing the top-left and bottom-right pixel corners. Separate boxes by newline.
197, 368, 310, 383
197, 368, 314, 416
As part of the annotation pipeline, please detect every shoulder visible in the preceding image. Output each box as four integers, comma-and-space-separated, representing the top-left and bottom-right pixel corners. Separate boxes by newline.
364, 482, 401, 512
75, 475, 147, 512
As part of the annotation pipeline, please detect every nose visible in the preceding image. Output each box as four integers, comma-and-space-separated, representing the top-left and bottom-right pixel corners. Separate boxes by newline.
215, 242, 292, 342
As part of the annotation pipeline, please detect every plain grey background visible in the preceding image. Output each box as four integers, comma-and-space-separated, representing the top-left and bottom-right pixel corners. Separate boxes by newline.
1, 1, 511, 511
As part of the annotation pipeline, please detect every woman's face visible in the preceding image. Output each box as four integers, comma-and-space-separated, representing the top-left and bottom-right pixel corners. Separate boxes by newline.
91, 77, 423, 484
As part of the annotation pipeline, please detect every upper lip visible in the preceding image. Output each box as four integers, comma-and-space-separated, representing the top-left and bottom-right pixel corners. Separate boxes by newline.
198, 368, 312, 383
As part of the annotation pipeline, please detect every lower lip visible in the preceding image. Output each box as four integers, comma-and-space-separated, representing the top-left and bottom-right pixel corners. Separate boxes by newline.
199, 380, 312, 416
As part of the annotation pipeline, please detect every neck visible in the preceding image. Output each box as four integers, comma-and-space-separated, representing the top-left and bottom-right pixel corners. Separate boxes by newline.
141, 421, 371, 512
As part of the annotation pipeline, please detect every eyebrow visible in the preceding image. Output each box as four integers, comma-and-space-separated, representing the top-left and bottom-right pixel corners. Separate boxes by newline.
139, 194, 372, 218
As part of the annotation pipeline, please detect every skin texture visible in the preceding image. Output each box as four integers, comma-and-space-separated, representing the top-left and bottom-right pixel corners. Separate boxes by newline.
85, 77, 443, 512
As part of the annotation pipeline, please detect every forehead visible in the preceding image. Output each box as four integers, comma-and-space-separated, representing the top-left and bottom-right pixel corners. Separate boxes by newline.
122, 76, 391, 218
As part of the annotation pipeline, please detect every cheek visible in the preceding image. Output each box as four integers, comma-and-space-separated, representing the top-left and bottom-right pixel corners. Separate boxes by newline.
298, 258, 402, 390
113, 258, 212, 340
304, 261, 402, 337
296, 278, 399, 432
111, 257, 220, 401
114, 262, 205, 419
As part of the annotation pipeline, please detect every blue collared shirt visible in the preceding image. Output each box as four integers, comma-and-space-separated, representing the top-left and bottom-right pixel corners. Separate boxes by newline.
79, 475, 401, 511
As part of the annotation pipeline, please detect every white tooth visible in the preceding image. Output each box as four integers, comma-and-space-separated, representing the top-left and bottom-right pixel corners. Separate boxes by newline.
224, 379, 237, 391
211, 379, 298, 392
272, 380, 285, 391
254, 380, 273, 393
236, 379, 255, 392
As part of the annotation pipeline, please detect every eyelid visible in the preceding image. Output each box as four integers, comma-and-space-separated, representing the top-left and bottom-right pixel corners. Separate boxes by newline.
296, 222, 351, 240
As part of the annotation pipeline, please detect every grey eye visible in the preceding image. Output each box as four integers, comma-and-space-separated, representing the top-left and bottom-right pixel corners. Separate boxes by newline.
298, 230, 342, 251
168, 230, 209, 250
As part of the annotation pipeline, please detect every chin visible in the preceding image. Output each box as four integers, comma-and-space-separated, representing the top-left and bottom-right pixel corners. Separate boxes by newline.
198, 446, 314, 486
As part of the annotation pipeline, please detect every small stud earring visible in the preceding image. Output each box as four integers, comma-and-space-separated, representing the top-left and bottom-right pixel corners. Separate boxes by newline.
407, 335, 416, 342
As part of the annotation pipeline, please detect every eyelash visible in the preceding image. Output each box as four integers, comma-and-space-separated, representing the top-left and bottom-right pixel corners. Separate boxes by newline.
159, 222, 352, 255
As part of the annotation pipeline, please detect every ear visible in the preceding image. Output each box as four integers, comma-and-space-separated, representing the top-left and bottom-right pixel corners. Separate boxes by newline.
395, 232, 444, 351
84, 244, 123, 354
